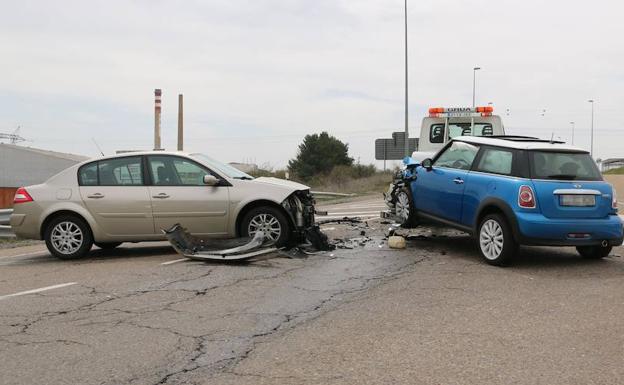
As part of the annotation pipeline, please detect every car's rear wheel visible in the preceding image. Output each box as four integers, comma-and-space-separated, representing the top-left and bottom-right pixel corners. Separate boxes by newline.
240, 206, 291, 247
94, 242, 122, 250
576, 245, 612, 259
477, 214, 517, 266
44, 215, 93, 260
395, 187, 418, 228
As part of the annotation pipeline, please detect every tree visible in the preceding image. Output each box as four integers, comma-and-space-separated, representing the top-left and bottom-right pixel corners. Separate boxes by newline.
288, 132, 353, 180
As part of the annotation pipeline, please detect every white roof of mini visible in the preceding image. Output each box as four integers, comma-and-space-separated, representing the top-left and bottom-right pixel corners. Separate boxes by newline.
453, 136, 588, 152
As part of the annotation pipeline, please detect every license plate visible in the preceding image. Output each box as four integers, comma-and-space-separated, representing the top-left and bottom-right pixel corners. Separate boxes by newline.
559, 194, 595, 207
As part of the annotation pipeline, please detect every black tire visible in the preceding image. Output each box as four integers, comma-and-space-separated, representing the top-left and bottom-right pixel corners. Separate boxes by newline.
44, 215, 93, 260
240, 206, 291, 247
476, 214, 518, 266
576, 245, 612, 259
395, 187, 418, 228
94, 242, 122, 250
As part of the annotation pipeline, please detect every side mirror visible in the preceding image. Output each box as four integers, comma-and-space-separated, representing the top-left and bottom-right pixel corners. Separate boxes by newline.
421, 158, 433, 171
203, 175, 219, 186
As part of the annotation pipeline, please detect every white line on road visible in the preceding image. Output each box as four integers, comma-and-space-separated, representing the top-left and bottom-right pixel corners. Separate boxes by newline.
0, 251, 49, 261
0, 282, 77, 301
160, 258, 188, 266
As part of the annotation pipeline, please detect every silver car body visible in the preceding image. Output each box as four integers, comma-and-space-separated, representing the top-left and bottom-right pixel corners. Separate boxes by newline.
10, 151, 313, 243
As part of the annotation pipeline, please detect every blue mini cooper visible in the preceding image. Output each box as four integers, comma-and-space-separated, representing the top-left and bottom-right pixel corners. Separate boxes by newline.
386, 136, 623, 266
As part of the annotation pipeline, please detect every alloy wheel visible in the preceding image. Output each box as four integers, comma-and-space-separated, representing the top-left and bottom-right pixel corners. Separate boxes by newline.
479, 219, 504, 260
51, 221, 84, 255
396, 192, 410, 221
248, 213, 282, 242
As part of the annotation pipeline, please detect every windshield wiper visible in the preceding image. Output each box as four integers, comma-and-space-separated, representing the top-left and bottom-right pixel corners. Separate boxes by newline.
234, 176, 254, 180
545, 174, 577, 180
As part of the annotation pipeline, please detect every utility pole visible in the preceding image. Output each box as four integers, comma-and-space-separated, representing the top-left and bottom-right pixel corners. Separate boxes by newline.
177, 94, 184, 151
154, 89, 162, 150
588, 99, 595, 158
403, 0, 409, 157
472, 67, 481, 108
569, 121, 575, 145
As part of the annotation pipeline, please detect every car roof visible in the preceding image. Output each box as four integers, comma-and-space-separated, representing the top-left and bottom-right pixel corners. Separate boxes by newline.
78, 150, 196, 165
453, 136, 589, 152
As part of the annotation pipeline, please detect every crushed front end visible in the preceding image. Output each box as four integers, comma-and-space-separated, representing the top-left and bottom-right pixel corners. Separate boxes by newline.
381, 158, 418, 223
282, 190, 332, 250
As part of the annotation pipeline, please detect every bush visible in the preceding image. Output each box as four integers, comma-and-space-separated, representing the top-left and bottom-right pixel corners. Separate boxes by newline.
288, 132, 353, 181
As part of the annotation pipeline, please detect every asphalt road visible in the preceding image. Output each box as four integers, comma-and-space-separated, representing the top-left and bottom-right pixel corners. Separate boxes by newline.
1, 197, 623, 385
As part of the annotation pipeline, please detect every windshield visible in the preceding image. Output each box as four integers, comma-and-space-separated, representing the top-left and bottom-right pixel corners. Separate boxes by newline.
190, 153, 254, 180
430, 123, 494, 143
529, 151, 602, 181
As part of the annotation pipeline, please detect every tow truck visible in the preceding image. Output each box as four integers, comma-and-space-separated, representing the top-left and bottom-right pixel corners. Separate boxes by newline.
383, 106, 506, 226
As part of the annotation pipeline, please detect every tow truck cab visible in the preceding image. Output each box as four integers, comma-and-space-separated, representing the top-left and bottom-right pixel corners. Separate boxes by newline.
413, 106, 505, 161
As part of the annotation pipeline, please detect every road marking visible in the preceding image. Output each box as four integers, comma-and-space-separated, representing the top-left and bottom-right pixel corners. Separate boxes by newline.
0, 282, 77, 301
0, 251, 49, 261
160, 258, 188, 266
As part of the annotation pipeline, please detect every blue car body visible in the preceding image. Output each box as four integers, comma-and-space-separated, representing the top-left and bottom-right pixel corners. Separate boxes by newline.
407, 137, 623, 248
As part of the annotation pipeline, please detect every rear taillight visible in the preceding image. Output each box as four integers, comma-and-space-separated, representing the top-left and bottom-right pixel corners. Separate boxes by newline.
13, 187, 33, 204
518, 185, 536, 209
613, 188, 618, 210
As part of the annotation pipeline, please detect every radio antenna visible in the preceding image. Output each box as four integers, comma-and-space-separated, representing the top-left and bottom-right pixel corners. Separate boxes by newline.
92, 138, 105, 156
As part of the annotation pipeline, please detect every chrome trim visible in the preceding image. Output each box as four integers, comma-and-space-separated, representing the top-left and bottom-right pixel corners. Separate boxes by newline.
553, 189, 602, 195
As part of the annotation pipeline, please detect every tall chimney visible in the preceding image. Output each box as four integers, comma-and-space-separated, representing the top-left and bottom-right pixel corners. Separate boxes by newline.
154, 89, 162, 150
177, 94, 184, 151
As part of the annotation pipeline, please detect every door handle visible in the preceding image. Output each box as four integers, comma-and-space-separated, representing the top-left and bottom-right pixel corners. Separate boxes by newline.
152, 193, 170, 199
453, 178, 464, 185
87, 193, 105, 199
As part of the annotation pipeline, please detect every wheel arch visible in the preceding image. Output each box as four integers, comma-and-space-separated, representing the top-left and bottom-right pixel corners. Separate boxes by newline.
40, 210, 94, 240
234, 199, 294, 237
475, 198, 521, 242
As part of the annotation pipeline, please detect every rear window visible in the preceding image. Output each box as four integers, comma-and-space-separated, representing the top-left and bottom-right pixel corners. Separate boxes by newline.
430, 123, 494, 143
529, 151, 602, 181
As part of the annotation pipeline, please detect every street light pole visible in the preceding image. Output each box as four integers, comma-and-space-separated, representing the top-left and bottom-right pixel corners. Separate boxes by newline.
472, 67, 481, 108
404, 0, 409, 157
588, 99, 595, 158
569, 121, 575, 145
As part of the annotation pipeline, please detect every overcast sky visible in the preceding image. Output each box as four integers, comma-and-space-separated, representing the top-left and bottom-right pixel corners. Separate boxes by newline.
1, 0, 622, 168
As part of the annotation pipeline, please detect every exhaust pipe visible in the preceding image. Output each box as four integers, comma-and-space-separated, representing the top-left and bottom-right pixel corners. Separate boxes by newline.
601, 240, 609, 247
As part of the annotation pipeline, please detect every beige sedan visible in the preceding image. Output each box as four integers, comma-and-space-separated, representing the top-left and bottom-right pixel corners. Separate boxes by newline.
10, 151, 315, 259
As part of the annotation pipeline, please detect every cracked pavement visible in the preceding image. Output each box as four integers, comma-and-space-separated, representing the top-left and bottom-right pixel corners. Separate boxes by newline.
1, 197, 624, 385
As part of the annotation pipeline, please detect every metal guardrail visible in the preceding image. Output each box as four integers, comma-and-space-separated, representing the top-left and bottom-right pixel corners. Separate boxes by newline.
0, 209, 15, 238
0, 209, 13, 225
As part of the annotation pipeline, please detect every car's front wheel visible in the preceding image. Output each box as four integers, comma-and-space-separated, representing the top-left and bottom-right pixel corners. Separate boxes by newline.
44, 215, 93, 260
576, 245, 612, 259
477, 214, 517, 266
240, 206, 291, 247
395, 187, 418, 228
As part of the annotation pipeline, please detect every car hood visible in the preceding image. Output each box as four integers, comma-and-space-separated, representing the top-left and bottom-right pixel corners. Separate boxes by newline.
251, 177, 310, 191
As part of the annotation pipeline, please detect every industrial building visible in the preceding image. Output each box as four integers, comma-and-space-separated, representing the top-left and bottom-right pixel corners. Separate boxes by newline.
0, 143, 88, 208
601, 158, 624, 173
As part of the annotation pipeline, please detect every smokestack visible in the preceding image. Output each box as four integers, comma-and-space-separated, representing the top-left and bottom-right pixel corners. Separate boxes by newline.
177, 94, 183, 151
154, 89, 162, 150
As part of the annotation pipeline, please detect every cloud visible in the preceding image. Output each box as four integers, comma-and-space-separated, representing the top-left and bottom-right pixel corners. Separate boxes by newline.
0, 0, 622, 168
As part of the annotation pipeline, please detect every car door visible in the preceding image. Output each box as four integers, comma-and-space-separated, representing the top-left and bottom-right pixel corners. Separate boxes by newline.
78, 156, 155, 237
414, 141, 479, 223
147, 155, 230, 236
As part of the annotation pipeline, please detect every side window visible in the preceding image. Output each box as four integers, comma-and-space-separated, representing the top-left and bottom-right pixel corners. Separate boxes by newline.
98, 157, 144, 186
476, 148, 514, 175
434, 141, 479, 170
172, 158, 210, 186
78, 163, 98, 186
430, 124, 444, 143
148, 156, 211, 186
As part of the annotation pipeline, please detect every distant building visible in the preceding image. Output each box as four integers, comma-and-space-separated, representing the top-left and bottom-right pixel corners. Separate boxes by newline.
601, 158, 624, 172
228, 162, 258, 174
0, 143, 88, 208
